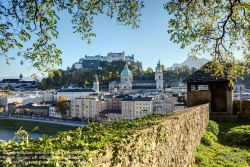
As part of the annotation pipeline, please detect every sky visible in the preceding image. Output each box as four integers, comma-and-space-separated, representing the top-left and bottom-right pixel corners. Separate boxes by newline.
0, 1, 210, 78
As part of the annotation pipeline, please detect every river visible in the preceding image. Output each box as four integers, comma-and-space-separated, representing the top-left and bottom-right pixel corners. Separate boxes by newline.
0, 128, 49, 141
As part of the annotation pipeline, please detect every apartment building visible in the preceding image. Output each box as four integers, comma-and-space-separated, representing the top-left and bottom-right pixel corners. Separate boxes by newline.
122, 96, 135, 120
134, 97, 153, 119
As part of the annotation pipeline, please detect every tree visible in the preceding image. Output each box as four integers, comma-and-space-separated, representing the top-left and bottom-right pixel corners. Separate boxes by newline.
161, 64, 166, 72
146, 67, 153, 74
14, 108, 19, 117
1, 0, 144, 78
56, 96, 70, 119
0, 107, 4, 115
39, 111, 44, 118
24, 108, 30, 116
165, 0, 250, 85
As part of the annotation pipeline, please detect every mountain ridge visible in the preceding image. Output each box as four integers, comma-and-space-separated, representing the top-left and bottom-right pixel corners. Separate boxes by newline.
171, 57, 209, 69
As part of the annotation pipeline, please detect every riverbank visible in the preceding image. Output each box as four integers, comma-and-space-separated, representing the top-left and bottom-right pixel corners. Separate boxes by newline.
0, 119, 78, 134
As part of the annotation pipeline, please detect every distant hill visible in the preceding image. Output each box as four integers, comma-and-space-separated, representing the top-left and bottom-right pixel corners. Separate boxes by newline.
172, 57, 209, 69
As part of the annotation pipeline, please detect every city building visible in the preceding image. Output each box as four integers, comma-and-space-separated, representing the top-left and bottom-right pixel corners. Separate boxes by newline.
134, 96, 153, 119
71, 96, 107, 121
98, 110, 122, 124
234, 81, 245, 92
16, 103, 50, 117
122, 96, 135, 120
57, 75, 99, 100
109, 60, 164, 93
0, 74, 35, 89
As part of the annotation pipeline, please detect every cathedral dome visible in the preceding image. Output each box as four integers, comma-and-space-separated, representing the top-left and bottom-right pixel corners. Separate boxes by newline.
121, 63, 133, 76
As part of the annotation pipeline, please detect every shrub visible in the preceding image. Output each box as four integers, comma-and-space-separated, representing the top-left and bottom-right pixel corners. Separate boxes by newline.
201, 131, 218, 146
206, 120, 219, 136
225, 125, 250, 146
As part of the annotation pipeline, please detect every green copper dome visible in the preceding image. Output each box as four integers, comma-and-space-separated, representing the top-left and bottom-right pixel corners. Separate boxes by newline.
121, 63, 133, 76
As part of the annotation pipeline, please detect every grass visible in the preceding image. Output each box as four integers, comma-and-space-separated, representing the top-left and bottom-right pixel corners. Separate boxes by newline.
194, 120, 250, 167
217, 120, 250, 147
0, 119, 78, 134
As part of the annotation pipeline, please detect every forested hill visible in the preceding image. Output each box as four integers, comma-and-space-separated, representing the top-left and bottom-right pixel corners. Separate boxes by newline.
36, 61, 198, 90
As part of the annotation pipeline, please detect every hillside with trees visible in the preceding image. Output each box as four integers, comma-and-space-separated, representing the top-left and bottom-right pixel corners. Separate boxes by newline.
36, 61, 198, 90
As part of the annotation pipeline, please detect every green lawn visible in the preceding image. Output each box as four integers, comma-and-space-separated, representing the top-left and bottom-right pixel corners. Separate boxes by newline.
0, 119, 78, 134
194, 120, 250, 167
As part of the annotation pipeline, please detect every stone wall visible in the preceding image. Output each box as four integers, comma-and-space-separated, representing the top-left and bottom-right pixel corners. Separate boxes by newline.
87, 104, 209, 167
233, 100, 250, 119
187, 90, 211, 107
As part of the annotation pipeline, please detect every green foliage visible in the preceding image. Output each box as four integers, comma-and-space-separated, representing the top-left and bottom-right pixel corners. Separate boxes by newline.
201, 131, 218, 146
225, 125, 250, 146
164, 0, 250, 85
23, 108, 30, 116
195, 143, 250, 167
0, 113, 172, 166
194, 120, 250, 167
1, 0, 144, 78
36, 61, 195, 90
56, 96, 70, 118
206, 120, 219, 136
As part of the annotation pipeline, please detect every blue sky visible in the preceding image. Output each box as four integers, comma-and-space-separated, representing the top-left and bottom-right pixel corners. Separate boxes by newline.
0, 1, 209, 78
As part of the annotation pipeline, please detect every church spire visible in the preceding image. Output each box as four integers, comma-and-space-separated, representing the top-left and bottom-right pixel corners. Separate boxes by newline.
124, 62, 128, 70
156, 60, 161, 70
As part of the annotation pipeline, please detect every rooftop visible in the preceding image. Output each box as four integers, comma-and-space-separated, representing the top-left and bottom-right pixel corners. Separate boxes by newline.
183, 62, 229, 83
57, 89, 95, 92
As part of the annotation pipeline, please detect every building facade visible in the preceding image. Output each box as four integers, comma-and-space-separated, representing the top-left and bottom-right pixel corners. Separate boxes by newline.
109, 60, 164, 93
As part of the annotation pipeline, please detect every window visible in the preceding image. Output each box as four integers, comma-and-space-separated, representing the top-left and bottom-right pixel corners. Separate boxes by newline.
159, 76, 161, 79
191, 85, 196, 91
198, 85, 209, 90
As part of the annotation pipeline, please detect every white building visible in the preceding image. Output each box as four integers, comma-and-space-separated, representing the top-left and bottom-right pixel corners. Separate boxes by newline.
0, 74, 35, 89
57, 76, 99, 100
109, 60, 164, 93
234, 81, 245, 92
134, 97, 153, 119
0, 93, 44, 108
57, 89, 96, 101
49, 105, 62, 118
71, 97, 102, 121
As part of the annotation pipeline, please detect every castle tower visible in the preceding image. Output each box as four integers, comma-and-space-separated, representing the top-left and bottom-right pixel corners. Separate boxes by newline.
93, 73, 99, 93
155, 60, 164, 90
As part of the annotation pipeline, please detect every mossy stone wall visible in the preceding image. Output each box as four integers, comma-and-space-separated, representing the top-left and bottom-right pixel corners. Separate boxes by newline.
88, 104, 209, 167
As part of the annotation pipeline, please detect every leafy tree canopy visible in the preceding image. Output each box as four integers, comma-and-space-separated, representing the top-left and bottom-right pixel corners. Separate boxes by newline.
1, 0, 144, 78
3, 0, 250, 85
56, 96, 70, 118
165, 0, 250, 85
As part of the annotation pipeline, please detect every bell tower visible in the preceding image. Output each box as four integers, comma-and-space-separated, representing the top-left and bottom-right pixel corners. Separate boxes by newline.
155, 60, 163, 90
93, 73, 99, 93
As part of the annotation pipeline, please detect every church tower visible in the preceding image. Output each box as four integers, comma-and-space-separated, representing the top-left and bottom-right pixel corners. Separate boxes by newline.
93, 73, 99, 93
155, 60, 164, 90
19, 73, 23, 81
